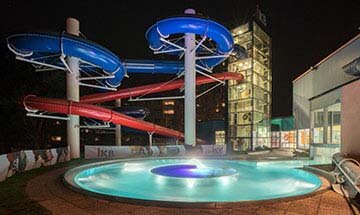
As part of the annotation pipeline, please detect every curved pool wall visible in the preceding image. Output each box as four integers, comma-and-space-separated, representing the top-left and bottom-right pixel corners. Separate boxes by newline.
64, 158, 322, 203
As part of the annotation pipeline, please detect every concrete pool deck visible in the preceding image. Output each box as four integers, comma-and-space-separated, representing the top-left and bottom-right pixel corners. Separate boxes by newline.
26, 166, 360, 214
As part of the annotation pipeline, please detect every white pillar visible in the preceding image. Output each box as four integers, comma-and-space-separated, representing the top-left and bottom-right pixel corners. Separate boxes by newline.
115, 99, 122, 146
148, 132, 153, 146
184, 9, 196, 146
66, 18, 80, 159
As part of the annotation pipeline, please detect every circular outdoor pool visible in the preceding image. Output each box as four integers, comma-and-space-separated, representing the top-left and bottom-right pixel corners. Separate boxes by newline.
64, 158, 322, 203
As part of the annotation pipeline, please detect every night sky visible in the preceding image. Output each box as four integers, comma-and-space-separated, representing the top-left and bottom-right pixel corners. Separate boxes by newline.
1, 0, 359, 117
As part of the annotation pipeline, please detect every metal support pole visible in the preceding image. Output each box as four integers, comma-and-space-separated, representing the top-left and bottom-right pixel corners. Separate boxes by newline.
148, 132, 154, 146
66, 18, 80, 159
184, 8, 196, 146
115, 99, 122, 146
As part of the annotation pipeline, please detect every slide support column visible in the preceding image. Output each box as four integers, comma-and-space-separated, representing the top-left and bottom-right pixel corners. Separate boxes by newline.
66, 18, 80, 159
184, 8, 196, 146
115, 99, 122, 146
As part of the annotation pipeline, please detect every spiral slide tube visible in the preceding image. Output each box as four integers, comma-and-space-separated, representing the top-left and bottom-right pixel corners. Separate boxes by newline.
7, 15, 235, 88
6, 33, 184, 88
146, 16, 234, 68
8, 13, 240, 142
7, 33, 121, 74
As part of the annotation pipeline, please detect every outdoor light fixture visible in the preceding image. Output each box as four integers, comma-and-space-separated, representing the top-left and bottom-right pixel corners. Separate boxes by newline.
343, 57, 360, 76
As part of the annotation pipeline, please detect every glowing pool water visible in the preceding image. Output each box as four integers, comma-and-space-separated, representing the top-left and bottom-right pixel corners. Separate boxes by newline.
65, 159, 322, 203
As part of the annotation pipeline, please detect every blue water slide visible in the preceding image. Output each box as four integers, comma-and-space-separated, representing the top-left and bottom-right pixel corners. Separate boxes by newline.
7, 33, 127, 88
146, 16, 234, 68
7, 33, 123, 73
6, 33, 184, 88
123, 59, 183, 74
7, 15, 237, 89
106, 59, 184, 87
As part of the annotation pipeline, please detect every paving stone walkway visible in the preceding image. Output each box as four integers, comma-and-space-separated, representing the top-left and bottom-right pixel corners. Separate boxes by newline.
26, 167, 360, 215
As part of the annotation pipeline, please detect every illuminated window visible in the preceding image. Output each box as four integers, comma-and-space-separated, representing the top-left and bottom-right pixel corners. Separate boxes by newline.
297, 129, 310, 149
215, 130, 225, 145
232, 23, 249, 36
280, 131, 297, 148
311, 108, 324, 144
163, 100, 175, 106
271, 132, 280, 148
51, 136, 62, 142
330, 125, 341, 144
163, 110, 175, 115
327, 103, 341, 144
313, 109, 324, 127
312, 127, 324, 144
232, 59, 251, 70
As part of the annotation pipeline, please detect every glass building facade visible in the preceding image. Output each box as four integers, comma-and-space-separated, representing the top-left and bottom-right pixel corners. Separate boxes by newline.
227, 21, 272, 151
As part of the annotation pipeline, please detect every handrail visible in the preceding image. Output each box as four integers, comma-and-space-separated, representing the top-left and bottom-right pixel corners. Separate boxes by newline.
332, 157, 360, 193
338, 158, 360, 167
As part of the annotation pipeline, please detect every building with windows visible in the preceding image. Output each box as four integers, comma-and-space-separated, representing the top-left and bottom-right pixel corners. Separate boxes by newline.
293, 33, 360, 160
227, 20, 272, 152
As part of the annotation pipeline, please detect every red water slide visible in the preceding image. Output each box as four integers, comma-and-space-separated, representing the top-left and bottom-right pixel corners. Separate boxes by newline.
81, 72, 243, 103
24, 95, 186, 139
23, 72, 243, 141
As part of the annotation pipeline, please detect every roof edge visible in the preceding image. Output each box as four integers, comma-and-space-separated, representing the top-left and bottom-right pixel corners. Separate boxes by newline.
293, 33, 360, 83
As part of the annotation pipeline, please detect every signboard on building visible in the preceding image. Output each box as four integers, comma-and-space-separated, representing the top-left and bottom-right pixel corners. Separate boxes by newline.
256, 5, 267, 26
85, 144, 227, 159
85, 145, 186, 159
200, 145, 226, 156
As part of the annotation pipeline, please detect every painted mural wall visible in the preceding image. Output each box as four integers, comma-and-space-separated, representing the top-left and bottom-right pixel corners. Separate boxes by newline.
0, 147, 70, 182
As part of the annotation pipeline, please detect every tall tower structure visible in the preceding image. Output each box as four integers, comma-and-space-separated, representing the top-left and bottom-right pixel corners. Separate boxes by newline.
227, 15, 272, 152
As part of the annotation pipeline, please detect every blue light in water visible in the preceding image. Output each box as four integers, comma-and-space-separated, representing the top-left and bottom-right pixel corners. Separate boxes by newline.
150, 164, 237, 178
